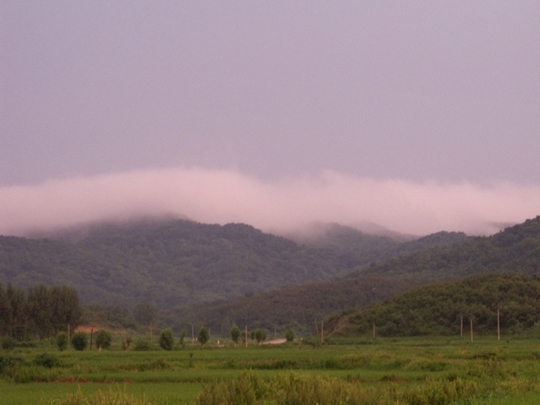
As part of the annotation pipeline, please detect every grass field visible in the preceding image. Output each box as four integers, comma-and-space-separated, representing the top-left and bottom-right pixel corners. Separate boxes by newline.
1, 336, 540, 404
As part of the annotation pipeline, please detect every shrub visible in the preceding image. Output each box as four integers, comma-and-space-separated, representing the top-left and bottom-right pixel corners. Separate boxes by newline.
95, 329, 112, 350
254, 328, 267, 344
0, 355, 24, 375
1, 337, 17, 351
197, 327, 209, 346
230, 325, 240, 345
133, 339, 152, 351
286, 329, 295, 342
33, 353, 60, 368
158, 328, 174, 351
71, 332, 88, 351
56, 332, 69, 351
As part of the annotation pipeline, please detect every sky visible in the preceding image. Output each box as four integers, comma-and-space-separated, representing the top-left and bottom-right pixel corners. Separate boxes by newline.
1, 1, 540, 236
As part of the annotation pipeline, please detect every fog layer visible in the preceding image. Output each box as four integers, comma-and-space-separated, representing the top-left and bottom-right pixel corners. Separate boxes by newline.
0, 168, 538, 237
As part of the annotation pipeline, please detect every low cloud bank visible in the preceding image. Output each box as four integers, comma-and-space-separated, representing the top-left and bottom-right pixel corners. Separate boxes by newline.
0, 167, 539, 237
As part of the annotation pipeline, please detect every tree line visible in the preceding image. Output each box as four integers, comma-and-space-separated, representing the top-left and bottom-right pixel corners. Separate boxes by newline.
0, 283, 82, 340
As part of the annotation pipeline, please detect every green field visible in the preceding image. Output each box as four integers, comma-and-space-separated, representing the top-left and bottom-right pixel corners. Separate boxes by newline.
2, 337, 540, 404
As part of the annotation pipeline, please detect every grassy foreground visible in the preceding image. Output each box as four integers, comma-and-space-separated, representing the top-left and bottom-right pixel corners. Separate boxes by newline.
1, 336, 540, 404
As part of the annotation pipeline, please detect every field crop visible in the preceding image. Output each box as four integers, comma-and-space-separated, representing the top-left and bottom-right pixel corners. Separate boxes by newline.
1, 336, 540, 404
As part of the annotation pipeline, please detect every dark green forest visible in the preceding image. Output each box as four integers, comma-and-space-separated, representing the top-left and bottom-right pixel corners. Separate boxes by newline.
169, 217, 540, 335
327, 273, 540, 337
2, 216, 540, 337
0, 219, 467, 309
0, 283, 82, 340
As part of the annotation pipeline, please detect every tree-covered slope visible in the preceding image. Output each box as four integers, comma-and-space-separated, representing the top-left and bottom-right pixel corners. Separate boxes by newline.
1, 219, 465, 309
355, 216, 540, 280
163, 275, 423, 335
327, 273, 540, 337
166, 217, 540, 335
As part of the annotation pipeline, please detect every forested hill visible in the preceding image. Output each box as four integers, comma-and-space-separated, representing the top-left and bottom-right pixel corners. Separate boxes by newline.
0, 219, 466, 309
355, 216, 540, 280
327, 273, 540, 337
166, 216, 540, 335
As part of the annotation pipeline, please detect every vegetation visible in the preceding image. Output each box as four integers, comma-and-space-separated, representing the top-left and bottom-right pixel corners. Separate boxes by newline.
95, 330, 112, 350
1, 338, 540, 404
197, 327, 209, 346
158, 328, 174, 351
0, 219, 470, 313
71, 332, 88, 351
230, 325, 240, 345
328, 273, 540, 337
285, 329, 295, 342
56, 332, 68, 351
0, 283, 81, 340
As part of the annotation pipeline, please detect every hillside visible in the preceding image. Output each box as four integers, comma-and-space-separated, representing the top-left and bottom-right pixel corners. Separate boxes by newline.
327, 273, 540, 337
355, 216, 540, 280
163, 275, 423, 335
0, 218, 465, 309
168, 217, 540, 335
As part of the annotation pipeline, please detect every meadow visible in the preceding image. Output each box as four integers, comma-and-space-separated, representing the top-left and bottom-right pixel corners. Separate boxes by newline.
1, 336, 540, 404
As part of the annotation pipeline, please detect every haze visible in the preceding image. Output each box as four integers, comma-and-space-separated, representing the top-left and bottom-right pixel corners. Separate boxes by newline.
1, 2, 539, 236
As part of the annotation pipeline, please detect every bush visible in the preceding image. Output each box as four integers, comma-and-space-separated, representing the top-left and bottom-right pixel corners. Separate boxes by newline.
0, 355, 24, 375
95, 329, 112, 350
33, 353, 61, 368
158, 328, 174, 351
230, 325, 240, 345
198, 327, 209, 346
133, 339, 152, 351
56, 332, 68, 351
1, 337, 17, 351
71, 332, 88, 351
286, 329, 295, 342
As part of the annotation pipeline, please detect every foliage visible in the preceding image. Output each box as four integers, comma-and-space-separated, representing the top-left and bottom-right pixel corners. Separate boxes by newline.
56, 332, 69, 351
0, 218, 469, 314
158, 328, 174, 351
286, 329, 295, 342
71, 332, 88, 351
0, 282, 82, 340
197, 327, 209, 346
133, 339, 151, 351
196, 370, 481, 405
1, 336, 17, 350
95, 330, 112, 350
230, 325, 240, 345
329, 273, 540, 337
33, 353, 60, 368
254, 328, 267, 344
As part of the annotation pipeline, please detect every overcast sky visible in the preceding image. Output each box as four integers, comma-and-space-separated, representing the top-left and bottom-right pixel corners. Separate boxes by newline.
1, 1, 540, 236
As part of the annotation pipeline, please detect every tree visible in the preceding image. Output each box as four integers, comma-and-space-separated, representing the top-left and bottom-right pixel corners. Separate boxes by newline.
159, 328, 174, 350
230, 325, 240, 345
56, 331, 69, 351
254, 328, 267, 344
71, 331, 88, 351
95, 329, 112, 350
197, 327, 209, 346
179, 329, 186, 347
285, 329, 295, 342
